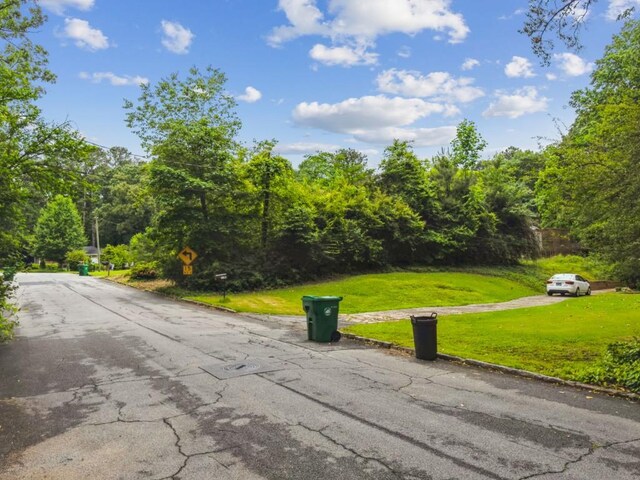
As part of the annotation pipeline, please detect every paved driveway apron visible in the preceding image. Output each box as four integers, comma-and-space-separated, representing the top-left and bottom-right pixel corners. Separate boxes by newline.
1, 273, 638, 479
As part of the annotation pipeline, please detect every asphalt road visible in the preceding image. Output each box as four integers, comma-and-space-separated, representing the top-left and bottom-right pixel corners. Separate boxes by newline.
1, 273, 639, 479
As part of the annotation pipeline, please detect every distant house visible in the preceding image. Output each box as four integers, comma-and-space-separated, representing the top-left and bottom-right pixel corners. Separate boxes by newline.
83, 246, 100, 264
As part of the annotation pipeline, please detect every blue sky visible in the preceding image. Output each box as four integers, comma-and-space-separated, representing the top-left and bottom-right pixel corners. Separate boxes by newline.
31, 0, 636, 166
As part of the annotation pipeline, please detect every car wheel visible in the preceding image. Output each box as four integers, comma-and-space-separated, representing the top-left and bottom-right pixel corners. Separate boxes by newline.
574, 288, 580, 297
586, 287, 592, 296
547, 292, 553, 296
560, 292, 565, 296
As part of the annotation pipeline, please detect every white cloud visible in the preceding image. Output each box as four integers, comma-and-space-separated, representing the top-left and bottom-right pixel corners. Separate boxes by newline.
62, 18, 109, 51
352, 126, 457, 146
569, 5, 590, 21
161, 20, 194, 54
606, 0, 640, 20
293, 95, 456, 134
274, 142, 341, 154
292, 95, 458, 145
237, 86, 262, 103
397, 46, 412, 58
483, 87, 548, 119
504, 56, 535, 78
79, 72, 148, 86
377, 69, 484, 103
269, 0, 469, 48
546, 73, 558, 81
309, 43, 378, 66
554, 52, 594, 76
461, 58, 480, 71
40, 0, 94, 15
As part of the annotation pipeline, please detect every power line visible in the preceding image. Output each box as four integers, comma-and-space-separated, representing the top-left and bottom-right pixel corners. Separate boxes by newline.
83, 140, 233, 170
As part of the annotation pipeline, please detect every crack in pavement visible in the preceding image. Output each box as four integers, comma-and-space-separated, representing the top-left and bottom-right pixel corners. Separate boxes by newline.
62, 283, 227, 362
293, 422, 404, 479
517, 437, 640, 480
395, 383, 591, 463
257, 374, 510, 480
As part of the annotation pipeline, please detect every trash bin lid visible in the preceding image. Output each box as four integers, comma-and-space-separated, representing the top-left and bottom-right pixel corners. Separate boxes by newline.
302, 295, 343, 302
410, 314, 437, 324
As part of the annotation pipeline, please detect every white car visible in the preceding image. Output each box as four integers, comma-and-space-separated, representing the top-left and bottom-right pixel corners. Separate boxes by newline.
546, 273, 591, 297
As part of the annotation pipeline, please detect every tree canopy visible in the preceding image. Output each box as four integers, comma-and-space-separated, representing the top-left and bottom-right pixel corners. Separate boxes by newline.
34, 195, 86, 264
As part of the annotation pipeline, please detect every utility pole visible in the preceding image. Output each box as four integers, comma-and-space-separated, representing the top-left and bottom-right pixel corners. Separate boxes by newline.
95, 217, 101, 267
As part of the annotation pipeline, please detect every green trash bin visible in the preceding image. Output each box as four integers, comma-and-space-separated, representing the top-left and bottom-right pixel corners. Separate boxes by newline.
78, 264, 89, 276
302, 295, 343, 342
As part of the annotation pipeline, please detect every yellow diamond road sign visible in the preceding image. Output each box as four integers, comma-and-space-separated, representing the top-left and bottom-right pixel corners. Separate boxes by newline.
178, 246, 198, 265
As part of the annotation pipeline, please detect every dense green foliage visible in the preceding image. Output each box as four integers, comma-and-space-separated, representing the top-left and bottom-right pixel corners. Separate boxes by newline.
0, 1, 92, 265
537, 20, 640, 286
0, 278, 18, 342
343, 293, 640, 391
65, 249, 88, 269
120, 68, 540, 290
34, 195, 86, 264
577, 337, 640, 392
130, 261, 159, 280
100, 244, 132, 269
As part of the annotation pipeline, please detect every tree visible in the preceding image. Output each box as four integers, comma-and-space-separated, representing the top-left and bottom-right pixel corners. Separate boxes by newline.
521, 0, 636, 64
450, 119, 487, 170
245, 140, 293, 253
34, 195, 86, 264
94, 161, 155, 246
0, 0, 92, 264
124, 66, 244, 283
297, 148, 373, 186
537, 20, 640, 284
100, 244, 132, 269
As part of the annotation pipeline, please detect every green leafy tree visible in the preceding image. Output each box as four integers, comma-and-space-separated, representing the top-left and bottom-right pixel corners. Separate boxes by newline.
537, 20, 640, 285
34, 195, 86, 264
450, 119, 487, 170
245, 140, 293, 253
125, 66, 244, 283
94, 161, 155, 246
1, 0, 92, 263
65, 249, 88, 269
100, 244, 132, 269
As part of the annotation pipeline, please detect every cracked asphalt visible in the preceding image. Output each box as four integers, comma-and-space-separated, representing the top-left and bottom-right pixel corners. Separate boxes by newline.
1, 273, 638, 479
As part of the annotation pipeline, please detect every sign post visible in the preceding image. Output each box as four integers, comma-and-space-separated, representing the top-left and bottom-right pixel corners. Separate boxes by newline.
178, 246, 198, 276
215, 273, 228, 299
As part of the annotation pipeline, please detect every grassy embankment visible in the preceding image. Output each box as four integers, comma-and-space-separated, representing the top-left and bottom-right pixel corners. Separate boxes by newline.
342, 292, 639, 386
95, 255, 609, 315
183, 255, 609, 315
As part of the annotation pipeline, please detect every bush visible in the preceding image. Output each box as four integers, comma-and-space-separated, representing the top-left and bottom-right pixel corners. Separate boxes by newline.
1, 266, 18, 282
576, 338, 640, 393
101, 244, 132, 270
0, 279, 18, 343
66, 249, 88, 269
130, 261, 159, 280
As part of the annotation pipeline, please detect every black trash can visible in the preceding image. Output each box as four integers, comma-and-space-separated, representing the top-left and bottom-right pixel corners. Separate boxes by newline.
410, 313, 438, 360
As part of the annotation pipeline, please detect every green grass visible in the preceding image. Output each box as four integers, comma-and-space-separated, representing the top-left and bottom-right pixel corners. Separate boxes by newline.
522, 254, 612, 283
186, 271, 540, 315
343, 293, 640, 382
90, 269, 130, 278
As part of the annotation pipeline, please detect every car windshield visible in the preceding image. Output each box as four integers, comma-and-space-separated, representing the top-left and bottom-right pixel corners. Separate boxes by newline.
551, 274, 575, 280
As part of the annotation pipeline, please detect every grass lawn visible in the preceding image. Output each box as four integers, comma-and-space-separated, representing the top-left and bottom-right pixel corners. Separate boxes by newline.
90, 269, 130, 278
186, 272, 539, 315
342, 293, 640, 380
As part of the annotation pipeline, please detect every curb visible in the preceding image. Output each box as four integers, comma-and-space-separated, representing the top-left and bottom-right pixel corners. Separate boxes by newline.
97, 277, 638, 401
341, 332, 639, 401
96, 276, 239, 314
